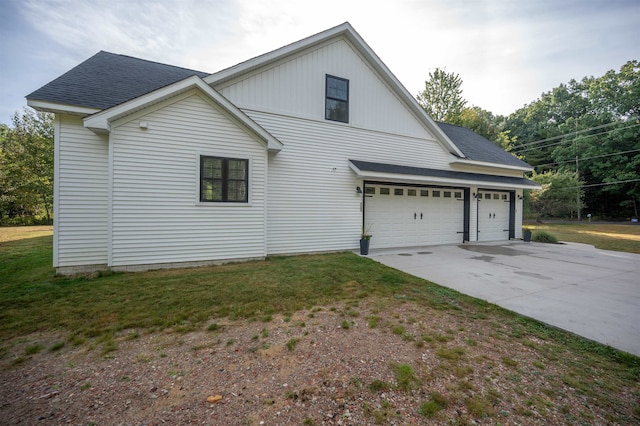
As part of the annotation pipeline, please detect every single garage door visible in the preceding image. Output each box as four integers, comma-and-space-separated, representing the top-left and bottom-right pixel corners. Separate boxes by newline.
365, 185, 465, 249
477, 191, 511, 241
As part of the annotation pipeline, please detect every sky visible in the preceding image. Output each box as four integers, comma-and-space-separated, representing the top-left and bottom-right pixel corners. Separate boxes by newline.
1, 0, 639, 124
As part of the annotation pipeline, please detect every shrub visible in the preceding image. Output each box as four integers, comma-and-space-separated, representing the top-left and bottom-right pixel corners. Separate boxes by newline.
419, 392, 448, 417
532, 230, 558, 243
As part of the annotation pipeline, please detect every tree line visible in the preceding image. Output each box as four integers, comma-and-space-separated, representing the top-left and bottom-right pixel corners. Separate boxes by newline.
1, 61, 637, 225
417, 61, 640, 220
0, 109, 53, 225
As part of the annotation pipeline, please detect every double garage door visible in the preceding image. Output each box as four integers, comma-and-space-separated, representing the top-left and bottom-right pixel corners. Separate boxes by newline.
365, 184, 465, 249
365, 185, 513, 249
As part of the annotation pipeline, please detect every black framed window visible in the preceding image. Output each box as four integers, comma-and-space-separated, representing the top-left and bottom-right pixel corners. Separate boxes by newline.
325, 75, 349, 123
200, 156, 248, 202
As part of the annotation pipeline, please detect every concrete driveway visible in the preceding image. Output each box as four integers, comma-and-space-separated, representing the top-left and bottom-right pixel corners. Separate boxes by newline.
370, 241, 640, 356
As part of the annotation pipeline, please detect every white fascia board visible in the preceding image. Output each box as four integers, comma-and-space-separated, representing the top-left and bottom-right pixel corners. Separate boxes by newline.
450, 156, 534, 173
83, 76, 283, 152
349, 162, 539, 190
27, 99, 100, 116
205, 22, 354, 86
340, 27, 465, 158
204, 22, 464, 158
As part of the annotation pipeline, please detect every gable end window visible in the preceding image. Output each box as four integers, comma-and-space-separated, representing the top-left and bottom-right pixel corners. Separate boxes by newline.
325, 75, 349, 123
200, 156, 248, 202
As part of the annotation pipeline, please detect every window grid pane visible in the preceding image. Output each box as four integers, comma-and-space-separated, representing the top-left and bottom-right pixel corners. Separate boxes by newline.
326, 75, 349, 123
200, 156, 248, 203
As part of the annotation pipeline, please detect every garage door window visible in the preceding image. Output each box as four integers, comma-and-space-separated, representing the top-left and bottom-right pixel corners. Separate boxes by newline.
394, 189, 404, 196
365, 187, 375, 195
408, 189, 416, 196
444, 191, 451, 198
455, 191, 462, 198
433, 191, 440, 197
420, 190, 429, 197
380, 188, 390, 195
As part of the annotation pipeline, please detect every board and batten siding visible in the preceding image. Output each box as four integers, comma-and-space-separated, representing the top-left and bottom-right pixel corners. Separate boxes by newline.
217, 38, 430, 140
246, 111, 451, 255
109, 91, 267, 268
55, 114, 109, 268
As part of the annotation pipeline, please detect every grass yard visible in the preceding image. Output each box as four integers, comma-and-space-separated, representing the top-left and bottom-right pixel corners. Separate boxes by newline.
1, 226, 639, 424
526, 222, 640, 254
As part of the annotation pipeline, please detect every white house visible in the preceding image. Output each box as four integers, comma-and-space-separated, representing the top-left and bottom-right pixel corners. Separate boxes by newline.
27, 22, 538, 274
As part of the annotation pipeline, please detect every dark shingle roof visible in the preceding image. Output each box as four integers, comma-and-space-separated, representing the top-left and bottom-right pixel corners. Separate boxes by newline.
27, 51, 210, 110
349, 159, 539, 188
437, 122, 531, 169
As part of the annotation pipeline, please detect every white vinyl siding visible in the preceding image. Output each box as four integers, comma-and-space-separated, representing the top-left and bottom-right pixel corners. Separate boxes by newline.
55, 115, 109, 267
217, 38, 429, 139
450, 163, 526, 178
246, 111, 450, 255
109, 92, 267, 267
515, 189, 524, 239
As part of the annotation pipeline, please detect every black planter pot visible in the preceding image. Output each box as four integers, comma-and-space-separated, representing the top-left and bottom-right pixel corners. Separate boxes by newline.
523, 230, 532, 242
360, 238, 370, 255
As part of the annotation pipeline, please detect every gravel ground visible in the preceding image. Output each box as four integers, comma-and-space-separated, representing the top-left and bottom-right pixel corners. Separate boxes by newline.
1, 300, 637, 425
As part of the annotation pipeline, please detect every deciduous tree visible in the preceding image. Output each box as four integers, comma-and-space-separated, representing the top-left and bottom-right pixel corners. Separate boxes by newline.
529, 170, 584, 219
416, 68, 467, 122
0, 109, 54, 225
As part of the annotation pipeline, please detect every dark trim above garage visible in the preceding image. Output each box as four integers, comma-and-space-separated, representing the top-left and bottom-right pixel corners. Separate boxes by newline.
349, 159, 540, 189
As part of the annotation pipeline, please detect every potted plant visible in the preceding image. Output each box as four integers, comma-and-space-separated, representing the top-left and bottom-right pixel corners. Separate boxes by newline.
360, 225, 372, 255
522, 227, 532, 242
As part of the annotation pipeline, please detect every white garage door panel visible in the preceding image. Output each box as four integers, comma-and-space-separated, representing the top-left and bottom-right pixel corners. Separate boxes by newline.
366, 185, 464, 249
477, 191, 511, 242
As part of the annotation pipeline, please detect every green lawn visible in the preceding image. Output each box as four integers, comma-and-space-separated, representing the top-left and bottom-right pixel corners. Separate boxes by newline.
1, 226, 639, 423
0, 227, 476, 345
526, 222, 640, 254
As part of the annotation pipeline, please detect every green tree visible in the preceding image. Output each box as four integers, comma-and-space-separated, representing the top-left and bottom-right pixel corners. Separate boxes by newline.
450, 106, 516, 150
416, 68, 467, 122
528, 170, 584, 219
0, 109, 54, 225
506, 60, 640, 218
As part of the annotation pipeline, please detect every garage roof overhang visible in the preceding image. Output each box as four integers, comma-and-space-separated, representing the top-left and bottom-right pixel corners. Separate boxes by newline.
349, 160, 541, 190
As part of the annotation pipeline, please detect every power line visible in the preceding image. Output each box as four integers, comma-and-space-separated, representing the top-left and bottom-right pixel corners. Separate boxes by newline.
512, 122, 640, 154
581, 179, 640, 188
548, 178, 640, 191
513, 121, 628, 149
534, 148, 640, 168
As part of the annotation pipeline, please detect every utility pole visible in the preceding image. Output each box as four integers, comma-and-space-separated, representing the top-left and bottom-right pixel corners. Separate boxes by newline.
576, 155, 581, 221
574, 127, 581, 221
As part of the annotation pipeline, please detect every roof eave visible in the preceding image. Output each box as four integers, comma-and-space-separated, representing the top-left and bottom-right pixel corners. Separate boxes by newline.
27, 99, 101, 116
83, 76, 283, 152
349, 160, 541, 190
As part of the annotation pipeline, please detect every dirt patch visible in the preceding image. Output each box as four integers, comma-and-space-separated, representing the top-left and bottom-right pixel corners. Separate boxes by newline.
1, 300, 637, 425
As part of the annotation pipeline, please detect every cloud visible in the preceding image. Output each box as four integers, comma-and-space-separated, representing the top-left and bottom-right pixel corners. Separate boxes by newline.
19, 0, 241, 70
9, 0, 640, 120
